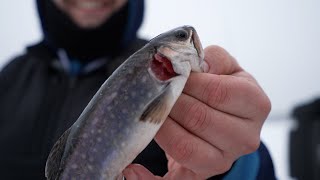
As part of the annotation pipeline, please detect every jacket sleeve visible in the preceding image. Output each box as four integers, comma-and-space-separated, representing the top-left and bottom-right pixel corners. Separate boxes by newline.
208, 142, 276, 180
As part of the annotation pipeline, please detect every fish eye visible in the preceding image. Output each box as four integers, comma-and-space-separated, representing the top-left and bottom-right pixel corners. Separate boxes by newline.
174, 29, 189, 40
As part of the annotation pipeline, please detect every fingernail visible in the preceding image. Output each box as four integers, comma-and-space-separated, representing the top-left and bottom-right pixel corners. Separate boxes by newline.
123, 168, 138, 180
201, 60, 209, 73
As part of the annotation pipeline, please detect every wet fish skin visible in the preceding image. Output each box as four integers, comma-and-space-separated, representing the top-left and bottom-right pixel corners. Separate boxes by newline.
45, 25, 205, 180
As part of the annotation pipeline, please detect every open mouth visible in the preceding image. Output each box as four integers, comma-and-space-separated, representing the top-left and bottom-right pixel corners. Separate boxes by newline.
150, 53, 178, 81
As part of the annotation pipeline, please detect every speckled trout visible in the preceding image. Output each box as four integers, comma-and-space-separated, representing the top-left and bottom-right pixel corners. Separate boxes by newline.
45, 26, 206, 180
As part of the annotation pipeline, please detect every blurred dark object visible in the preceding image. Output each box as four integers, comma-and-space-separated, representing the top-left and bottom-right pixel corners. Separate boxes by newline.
290, 98, 320, 180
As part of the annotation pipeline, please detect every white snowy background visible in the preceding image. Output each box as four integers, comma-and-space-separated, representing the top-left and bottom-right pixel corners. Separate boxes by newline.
1, 0, 320, 179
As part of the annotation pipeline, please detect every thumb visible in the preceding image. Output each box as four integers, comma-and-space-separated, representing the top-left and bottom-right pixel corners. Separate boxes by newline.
123, 164, 160, 180
163, 167, 205, 180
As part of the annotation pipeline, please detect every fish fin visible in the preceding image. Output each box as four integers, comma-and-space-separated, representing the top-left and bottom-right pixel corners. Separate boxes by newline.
45, 128, 71, 180
115, 174, 125, 180
140, 87, 171, 124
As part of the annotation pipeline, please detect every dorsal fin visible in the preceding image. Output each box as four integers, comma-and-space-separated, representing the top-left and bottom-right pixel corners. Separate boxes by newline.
140, 87, 171, 124
45, 128, 71, 180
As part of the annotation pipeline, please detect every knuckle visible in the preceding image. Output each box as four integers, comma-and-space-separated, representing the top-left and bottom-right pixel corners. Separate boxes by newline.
259, 95, 272, 116
242, 135, 260, 154
172, 139, 196, 164
215, 160, 233, 174
205, 78, 230, 107
185, 103, 209, 132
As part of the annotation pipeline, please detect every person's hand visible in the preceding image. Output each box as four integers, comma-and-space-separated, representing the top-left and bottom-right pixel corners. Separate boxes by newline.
123, 45, 271, 180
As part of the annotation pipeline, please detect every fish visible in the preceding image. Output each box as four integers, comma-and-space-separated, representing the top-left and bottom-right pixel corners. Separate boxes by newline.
45, 25, 206, 180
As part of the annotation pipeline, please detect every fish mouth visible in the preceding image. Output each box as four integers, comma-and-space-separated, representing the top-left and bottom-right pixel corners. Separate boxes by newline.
150, 52, 178, 82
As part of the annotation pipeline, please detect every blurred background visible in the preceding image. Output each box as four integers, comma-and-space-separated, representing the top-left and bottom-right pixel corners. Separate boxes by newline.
1, 0, 320, 179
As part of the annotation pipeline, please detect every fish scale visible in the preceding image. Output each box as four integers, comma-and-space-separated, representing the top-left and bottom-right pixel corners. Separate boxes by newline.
45, 26, 205, 180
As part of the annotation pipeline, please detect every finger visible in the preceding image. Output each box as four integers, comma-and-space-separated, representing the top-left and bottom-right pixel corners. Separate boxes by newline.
155, 117, 232, 177
203, 45, 241, 75
163, 166, 204, 180
170, 93, 261, 155
123, 164, 161, 180
184, 73, 271, 120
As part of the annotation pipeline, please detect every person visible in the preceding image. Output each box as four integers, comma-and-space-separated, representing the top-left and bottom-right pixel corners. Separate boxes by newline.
0, 0, 275, 179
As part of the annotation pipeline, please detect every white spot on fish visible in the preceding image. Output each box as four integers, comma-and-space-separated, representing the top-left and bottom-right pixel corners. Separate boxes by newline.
71, 164, 78, 169
111, 92, 118, 97
124, 95, 129, 100
141, 76, 147, 83
107, 106, 112, 111
87, 165, 93, 171
93, 148, 98, 152
110, 114, 115, 119
128, 68, 134, 74
83, 133, 88, 138
92, 117, 99, 124
81, 154, 86, 159
91, 129, 95, 134
121, 142, 126, 147
98, 129, 102, 133
97, 137, 102, 142
121, 109, 128, 114
147, 92, 152, 98
89, 157, 94, 162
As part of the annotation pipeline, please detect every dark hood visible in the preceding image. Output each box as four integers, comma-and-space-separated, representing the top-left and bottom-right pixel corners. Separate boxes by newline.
36, 0, 144, 62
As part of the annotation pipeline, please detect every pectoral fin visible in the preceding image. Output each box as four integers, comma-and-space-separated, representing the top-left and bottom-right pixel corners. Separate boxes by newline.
140, 87, 171, 124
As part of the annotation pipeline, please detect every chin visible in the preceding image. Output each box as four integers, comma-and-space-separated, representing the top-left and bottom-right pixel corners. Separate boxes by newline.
72, 17, 108, 28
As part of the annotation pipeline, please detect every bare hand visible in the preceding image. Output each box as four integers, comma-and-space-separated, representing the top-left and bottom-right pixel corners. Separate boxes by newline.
123, 45, 271, 180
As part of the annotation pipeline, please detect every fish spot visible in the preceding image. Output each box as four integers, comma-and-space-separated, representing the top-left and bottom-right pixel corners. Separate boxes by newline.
121, 109, 128, 114
98, 129, 102, 133
107, 106, 112, 111
110, 114, 115, 119
81, 154, 86, 159
147, 92, 153, 98
91, 129, 95, 134
92, 118, 99, 124
121, 142, 126, 147
89, 157, 94, 162
97, 137, 102, 142
128, 68, 134, 74
93, 148, 98, 152
71, 164, 78, 169
141, 76, 147, 83
87, 165, 93, 171
124, 96, 129, 100
83, 133, 88, 138
110, 92, 118, 97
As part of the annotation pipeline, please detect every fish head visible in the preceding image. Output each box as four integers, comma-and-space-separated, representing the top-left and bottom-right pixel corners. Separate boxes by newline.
148, 26, 206, 83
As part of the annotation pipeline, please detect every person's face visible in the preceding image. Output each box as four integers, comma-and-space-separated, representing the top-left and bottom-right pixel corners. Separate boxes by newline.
53, 0, 127, 28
